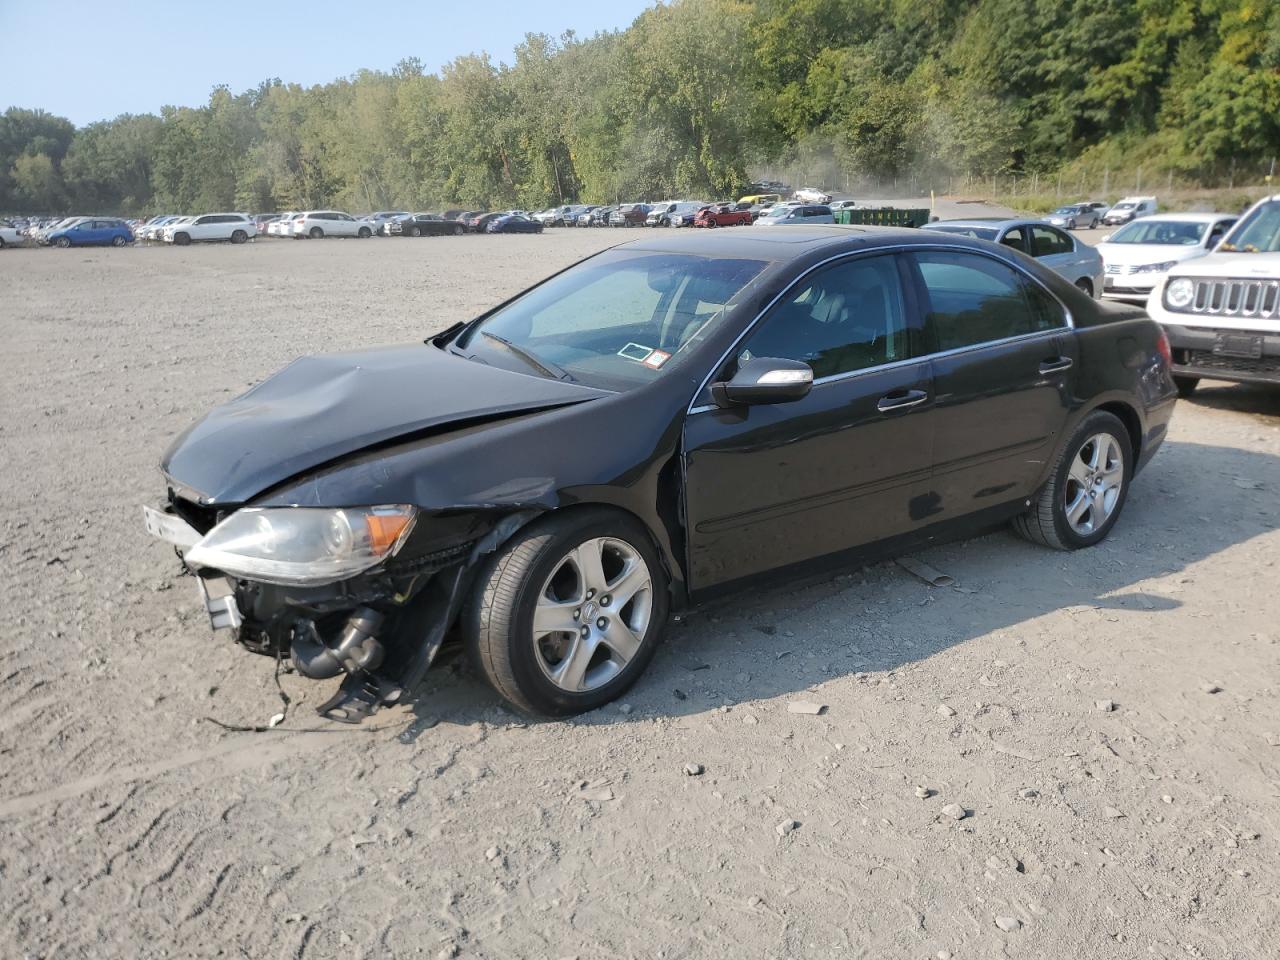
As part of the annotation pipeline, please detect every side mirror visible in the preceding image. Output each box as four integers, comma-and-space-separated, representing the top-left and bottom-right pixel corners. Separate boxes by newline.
712, 358, 814, 407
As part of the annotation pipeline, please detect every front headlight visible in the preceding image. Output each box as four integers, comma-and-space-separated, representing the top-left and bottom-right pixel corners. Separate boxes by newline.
1134, 260, 1177, 274
1165, 278, 1195, 309
184, 505, 417, 586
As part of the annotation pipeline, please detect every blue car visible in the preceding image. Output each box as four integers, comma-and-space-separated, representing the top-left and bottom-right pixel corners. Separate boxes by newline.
48, 217, 134, 248
485, 214, 544, 234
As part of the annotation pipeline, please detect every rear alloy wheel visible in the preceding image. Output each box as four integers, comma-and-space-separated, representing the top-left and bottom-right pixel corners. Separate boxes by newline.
466, 510, 668, 717
1013, 410, 1132, 550
309, 227, 324, 239
230, 229, 247, 244
409, 226, 421, 237
1174, 376, 1199, 398
111, 235, 127, 247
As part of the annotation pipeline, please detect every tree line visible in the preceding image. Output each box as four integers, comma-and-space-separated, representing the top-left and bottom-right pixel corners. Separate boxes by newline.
2, 0, 1277, 215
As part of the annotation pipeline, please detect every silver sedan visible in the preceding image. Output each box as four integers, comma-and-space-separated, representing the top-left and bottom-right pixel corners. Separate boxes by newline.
921, 218, 1106, 298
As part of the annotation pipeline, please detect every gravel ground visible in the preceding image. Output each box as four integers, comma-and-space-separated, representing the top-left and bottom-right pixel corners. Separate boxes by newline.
1, 229, 1278, 959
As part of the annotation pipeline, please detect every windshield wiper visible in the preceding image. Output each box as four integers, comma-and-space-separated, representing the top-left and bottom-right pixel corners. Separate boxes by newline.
481, 332, 575, 382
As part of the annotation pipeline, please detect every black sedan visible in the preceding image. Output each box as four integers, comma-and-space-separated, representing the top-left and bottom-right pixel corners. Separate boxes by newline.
485, 214, 544, 234
144, 228, 1177, 723
384, 213, 466, 237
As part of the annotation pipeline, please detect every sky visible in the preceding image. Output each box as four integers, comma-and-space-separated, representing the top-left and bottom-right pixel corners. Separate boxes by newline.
0, 0, 655, 127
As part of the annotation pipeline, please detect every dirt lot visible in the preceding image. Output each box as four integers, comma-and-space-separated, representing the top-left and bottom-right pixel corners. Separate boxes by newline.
1, 230, 1278, 960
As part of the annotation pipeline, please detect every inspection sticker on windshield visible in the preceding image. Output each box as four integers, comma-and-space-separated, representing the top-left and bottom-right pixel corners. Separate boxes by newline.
643, 349, 671, 369
618, 342, 654, 362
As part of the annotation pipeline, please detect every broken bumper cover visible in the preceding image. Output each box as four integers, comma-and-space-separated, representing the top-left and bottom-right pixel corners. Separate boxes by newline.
141, 503, 467, 722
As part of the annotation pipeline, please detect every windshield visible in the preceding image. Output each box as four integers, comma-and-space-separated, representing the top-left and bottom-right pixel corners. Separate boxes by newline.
1112, 203, 1135, 211
1220, 200, 1280, 253
1052, 207, 1078, 215
1106, 220, 1205, 245
454, 248, 768, 390
925, 225, 998, 240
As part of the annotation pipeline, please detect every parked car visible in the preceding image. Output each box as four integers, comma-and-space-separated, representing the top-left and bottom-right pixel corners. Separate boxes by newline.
755, 204, 834, 226
1044, 204, 1101, 230
48, 217, 134, 247
0, 219, 27, 248
579, 206, 615, 227
1102, 196, 1158, 226
1096, 213, 1237, 303
671, 202, 711, 228
738, 193, 781, 206
645, 202, 680, 227
793, 187, 832, 203
1144, 194, 1280, 396
267, 213, 298, 237
253, 214, 283, 235
829, 200, 858, 211
291, 211, 376, 239
163, 213, 255, 245
385, 213, 466, 237
368, 211, 410, 232
610, 203, 651, 227
144, 225, 1175, 723
34, 216, 87, 244
442, 209, 466, 221
460, 211, 493, 232
136, 214, 179, 241
485, 214, 545, 234
694, 204, 753, 228
921, 218, 1105, 297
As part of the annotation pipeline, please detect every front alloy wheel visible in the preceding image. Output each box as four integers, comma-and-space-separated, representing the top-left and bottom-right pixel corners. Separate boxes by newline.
467, 510, 667, 716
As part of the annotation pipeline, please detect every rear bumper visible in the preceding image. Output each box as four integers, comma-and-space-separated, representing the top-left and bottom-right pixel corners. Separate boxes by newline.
1164, 323, 1280, 385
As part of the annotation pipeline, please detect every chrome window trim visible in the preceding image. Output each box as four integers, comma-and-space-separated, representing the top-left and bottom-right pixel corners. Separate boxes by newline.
685, 242, 1074, 415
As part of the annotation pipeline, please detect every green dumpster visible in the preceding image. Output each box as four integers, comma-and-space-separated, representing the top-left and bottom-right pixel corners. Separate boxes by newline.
833, 207, 931, 228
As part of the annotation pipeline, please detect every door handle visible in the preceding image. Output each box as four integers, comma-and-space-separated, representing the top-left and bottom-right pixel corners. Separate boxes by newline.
1039, 357, 1073, 374
877, 388, 929, 412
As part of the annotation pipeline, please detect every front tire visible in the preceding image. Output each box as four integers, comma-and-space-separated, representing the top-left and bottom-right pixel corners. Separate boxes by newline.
1012, 410, 1132, 551
175, 233, 191, 246
466, 509, 668, 717
56, 237, 70, 247
1174, 376, 1199, 398
358, 227, 372, 238
409, 226, 421, 237
230, 229, 247, 244
452, 224, 464, 236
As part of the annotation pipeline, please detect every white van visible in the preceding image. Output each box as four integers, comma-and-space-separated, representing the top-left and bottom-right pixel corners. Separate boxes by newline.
1102, 196, 1157, 227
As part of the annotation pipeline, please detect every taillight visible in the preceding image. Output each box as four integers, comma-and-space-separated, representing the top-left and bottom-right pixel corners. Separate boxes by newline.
1156, 328, 1172, 368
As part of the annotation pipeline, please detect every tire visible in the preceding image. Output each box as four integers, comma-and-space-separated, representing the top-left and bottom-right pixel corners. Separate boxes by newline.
230, 229, 247, 244
111, 235, 127, 247
659, 217, 669, 227
55, 237, 70, 247
466, 509, 669, 717
175, 233, 191, 246
0, 237, 5, 249
705, 220, 717, 228
453, 224, 464, 236
309, 227, 323, 239
1067, 218, 1077, 230
1174, 376, 1199, 398
1012, 410, 1133, 551
1090, 218, 1099, 229
409, 226, 421, 237
358, 227, 371, 238
1075, 278, 1093, 297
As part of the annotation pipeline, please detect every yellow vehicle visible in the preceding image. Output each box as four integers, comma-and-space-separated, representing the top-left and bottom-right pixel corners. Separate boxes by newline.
738, 193, 781, 206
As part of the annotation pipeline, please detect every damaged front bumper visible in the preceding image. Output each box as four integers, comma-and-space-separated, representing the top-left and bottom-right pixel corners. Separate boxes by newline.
141, 503, 507, 723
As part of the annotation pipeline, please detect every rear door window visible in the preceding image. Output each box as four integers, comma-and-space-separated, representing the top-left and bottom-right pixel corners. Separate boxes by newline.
999, 227, 1028, 253
1030, 225, 1073, 257
911, 251, 1065, 351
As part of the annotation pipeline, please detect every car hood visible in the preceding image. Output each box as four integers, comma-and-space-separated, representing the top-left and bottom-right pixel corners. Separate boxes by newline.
1098, 243, 1206, 267
1166, 251, 1280, 279
161, 343, 609, 505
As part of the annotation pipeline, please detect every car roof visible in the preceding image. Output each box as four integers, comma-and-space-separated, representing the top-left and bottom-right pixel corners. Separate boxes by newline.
926, 218, 1040, 230
619, 224, 956, 261
1112, 211, 1235, 223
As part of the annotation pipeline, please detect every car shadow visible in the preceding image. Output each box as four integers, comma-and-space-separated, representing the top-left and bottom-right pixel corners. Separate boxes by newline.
1178, 380, 1280, 418
397, 438, 1277, 739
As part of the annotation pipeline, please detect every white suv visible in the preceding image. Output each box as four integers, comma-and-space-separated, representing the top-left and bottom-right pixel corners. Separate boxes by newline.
164, 213, 255, 245
1145, 195, 1280, 397
793, 187, 832, 203
291, 211, 376, 239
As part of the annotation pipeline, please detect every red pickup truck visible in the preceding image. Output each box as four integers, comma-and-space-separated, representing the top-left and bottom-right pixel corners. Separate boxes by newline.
693, 204, 753, 228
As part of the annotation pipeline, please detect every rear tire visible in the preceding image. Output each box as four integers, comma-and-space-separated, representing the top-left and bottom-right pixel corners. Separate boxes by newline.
1012, 410, 1132, 551
111, 235, 126, 247
309, 227, 323, 239
1075, 278, 1093, 297
409, 226, 421, 237
466, 509, 668, 717
358, 227, 372, 238
1174, 376, 1200, 398
175, 233, 191, 246
230, 230, 247, 244
453, 224, 464, 236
